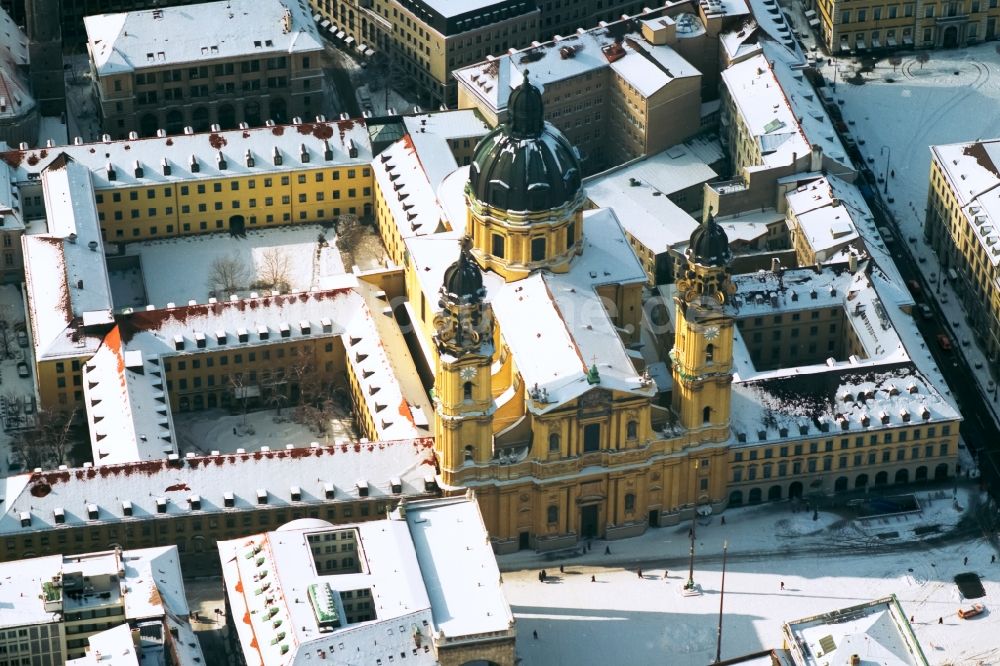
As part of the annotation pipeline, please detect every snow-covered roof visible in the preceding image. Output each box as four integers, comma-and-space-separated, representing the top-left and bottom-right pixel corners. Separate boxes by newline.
700, 0, 751, 18
491, 208, 653, 413
0, 553, 63, 628
0, 5, 34, 124
787, 176, 860, 259
784, 596, 928, 666
417, 0, 518, 18
716, 209, 785, 245
454, 14, 700, 113
746, 0, 805, 61
0, 545, 194, 652
767, 46, 847, 169
219, 497, 510, 666
0, 438, 437, 536
731, 361, 959, 444
722, 54, 809, 171
66, 624, 139, 666
1, 119, 372, 189
23, 157, 113, 361
720, 20, 764, 63
85, 0, 323, 76
584, 138, 719, 251
373, 135, 446, 242
406, 497, 512, 637
931, 140, 1000, 268
401, 109, 490, 143
83, 326, 178, 465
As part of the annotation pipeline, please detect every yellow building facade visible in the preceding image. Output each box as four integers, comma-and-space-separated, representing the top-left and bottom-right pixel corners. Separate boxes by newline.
815, 0, 1000, 53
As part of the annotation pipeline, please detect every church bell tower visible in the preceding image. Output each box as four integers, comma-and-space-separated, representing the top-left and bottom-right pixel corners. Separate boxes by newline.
671, 212, 736, 441
433, 238, 495, 480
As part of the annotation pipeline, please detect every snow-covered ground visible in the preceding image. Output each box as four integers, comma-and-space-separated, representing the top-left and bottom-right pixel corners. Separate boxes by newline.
812, 43, 1000, 424
501, 484, 998, 665
0, 285, 38, 472
112, 225, 345, 308
173, 407, 358, 456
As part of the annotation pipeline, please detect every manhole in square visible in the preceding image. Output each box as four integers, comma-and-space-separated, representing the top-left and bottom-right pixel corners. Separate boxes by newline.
955, 572, 986, 599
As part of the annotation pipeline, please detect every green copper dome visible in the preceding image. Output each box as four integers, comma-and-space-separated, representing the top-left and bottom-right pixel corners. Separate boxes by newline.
468, 72, 582, 213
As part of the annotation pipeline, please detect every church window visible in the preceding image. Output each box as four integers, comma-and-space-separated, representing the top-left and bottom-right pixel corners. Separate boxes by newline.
548, 433, 560, 452
566, 221, 576, 248
491, 233, 505, 258
626, 420, 638, 439
703, 406, 711, 424
705, 343, 714, 364
463, 381, 473, 401
531, 237, 546, 262
583, 423, 600, 452
464, 445, 474, 462
546, 505, 559, 524
624, 493, 636, 513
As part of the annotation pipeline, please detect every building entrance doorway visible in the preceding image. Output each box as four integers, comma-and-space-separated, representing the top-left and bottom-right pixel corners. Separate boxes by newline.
648, 509, 660, 527
943, 26, 959, 47
580, 505, 599, 539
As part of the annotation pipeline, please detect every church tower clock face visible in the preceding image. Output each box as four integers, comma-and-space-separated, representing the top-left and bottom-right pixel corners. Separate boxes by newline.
460, 366, 478, 381
704, 325, 720, 341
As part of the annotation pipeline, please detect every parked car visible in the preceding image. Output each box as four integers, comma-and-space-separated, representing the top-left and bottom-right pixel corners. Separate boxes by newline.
15, 328, 27, 348
958, 603, 985, 619
937, 334, 953, 351
907, 279, 922, 296
918, 304, 933, 319
16, 361, 29, 378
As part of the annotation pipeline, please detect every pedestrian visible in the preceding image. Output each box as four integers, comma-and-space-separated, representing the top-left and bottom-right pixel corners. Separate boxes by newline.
605, 545, 611, 555
559, 565, 565, 573
591, 575, 596, 582
891, 169, 895, 178
910, 616, 915, 623
233, 426, 237, 435
964, 556, 968, 566
538, 571, 543, 583
637, 569, 643, 579
939, 617, 943, 624
688, 528, 693, 538
663, 570, 669, 580
541, 569, 547, 582
720, 516, 726, 526
533, 630, 538, 639
992, 554, 996, 564
780, 581, 785, 591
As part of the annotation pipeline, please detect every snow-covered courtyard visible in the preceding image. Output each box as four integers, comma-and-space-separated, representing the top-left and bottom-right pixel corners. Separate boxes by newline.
110, 224, 346, 308
500, 484, 998, 665
173, 407, 358, 456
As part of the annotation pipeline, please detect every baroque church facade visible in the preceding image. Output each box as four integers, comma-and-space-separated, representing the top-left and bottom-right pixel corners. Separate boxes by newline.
429, 77, 734, 553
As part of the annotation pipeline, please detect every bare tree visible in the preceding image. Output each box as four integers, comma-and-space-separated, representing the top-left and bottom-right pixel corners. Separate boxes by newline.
12, 407, 80, 468
207, 253, 250, 294
916, 51, 930, 69
228, 372, 252, 426
255, 248, 293, 292
889, 56, 903, 72
335, 214, 363, 269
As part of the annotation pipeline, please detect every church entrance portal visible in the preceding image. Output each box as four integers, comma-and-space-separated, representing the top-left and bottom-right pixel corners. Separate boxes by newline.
580, 505, 599, 539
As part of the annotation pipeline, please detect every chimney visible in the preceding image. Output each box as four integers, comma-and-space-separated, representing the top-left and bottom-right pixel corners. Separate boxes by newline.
810, 144, 824, 172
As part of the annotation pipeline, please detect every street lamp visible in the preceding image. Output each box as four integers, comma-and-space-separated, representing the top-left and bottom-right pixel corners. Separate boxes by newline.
685, 461, 699, 592
715, 540, 729, 664
880, 145, 891, 195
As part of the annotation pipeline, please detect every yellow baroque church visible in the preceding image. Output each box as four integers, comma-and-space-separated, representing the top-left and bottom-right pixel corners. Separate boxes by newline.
378, 76, 960, 554
419, 77, 734, 553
